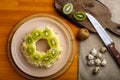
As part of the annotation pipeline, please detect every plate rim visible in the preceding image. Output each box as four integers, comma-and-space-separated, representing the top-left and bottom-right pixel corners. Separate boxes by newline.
7, 14, 75, 79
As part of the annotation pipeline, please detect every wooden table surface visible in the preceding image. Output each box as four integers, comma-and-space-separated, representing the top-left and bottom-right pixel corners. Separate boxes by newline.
0, 0, 79, 80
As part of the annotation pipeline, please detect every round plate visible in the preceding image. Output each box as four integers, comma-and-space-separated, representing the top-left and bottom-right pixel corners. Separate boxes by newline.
7, 14, 75, 79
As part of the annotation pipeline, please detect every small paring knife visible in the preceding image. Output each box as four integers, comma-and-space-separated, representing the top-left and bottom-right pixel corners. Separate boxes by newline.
86, 13, 120, 68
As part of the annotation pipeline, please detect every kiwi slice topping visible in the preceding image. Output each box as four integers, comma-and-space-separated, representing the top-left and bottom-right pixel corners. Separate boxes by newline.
31, 29, 41, 40
26, 46, 35, 55
25, 35, 33, 44
31, 53, 41, 61
42, 28, 52, 38
48, 37, 58, 48
42, 54, 52, 64
63, 3, 73, 15
48, 49, 60, 58
73, 11, 86, 21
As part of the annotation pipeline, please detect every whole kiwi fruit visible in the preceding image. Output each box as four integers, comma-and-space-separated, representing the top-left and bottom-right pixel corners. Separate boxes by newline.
77, 28, 90, 41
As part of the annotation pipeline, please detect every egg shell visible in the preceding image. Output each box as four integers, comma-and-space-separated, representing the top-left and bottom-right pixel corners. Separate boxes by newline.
95, 58, 101, 66
101, 59, 107, 66
96, 52, 103, 58
100, 47, 107, 53
93, 66, 100, 74
87, 54, 94, 60
87, 59, 95, 66
90, 48, 97, 56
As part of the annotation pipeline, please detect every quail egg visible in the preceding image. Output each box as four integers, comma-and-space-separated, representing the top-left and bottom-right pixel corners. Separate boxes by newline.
96, 52, 103, 59
87, 60, 95, 66
87, 54, 94, 60
101, 59, 107, 66
100, 47, 107, 53
90, 48, 97, 56
95, 58, 101, 66
93, 66, 100, 74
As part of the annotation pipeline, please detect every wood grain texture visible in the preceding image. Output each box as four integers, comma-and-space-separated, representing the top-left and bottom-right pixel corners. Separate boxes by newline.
54, 0, 120, 36
0, 0, 79, 80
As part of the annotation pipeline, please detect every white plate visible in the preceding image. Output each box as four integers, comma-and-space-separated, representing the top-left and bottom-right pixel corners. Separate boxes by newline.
9, 14, 75, 78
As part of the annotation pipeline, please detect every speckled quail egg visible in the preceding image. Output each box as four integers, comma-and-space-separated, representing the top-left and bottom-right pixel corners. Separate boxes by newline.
93, 66, 100, 74
100, 47, 107, 53
101, 59, 107, 66
95, 58, 101, 66
90, 48, 97, 56
87, 60, 95, 66
96, 52, 103, 59
87, 54, 94, 60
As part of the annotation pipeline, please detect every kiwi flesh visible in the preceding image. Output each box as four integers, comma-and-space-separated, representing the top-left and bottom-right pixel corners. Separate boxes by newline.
48, 37, 58, 48
63, 3, 73, 15
48, 49, 60, 58
31, 29, 41, 40
25, 45, 35, 55
73, 11, 86, 21
25, 35, 34, 45
42, 54, 52, 65
31, 52, 41, 62
42, 28, 52, 38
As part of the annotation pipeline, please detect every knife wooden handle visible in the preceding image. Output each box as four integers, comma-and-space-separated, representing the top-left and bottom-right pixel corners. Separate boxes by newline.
107, 43, 120, 68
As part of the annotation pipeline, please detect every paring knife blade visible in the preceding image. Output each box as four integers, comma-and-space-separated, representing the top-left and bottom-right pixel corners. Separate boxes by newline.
86, 13, 120, 68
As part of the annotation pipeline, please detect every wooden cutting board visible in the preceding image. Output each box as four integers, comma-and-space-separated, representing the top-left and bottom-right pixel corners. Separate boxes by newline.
54, 0, 120, 36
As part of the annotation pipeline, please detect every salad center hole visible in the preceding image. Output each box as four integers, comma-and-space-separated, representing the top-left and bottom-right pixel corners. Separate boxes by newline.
36, 39, 50, 53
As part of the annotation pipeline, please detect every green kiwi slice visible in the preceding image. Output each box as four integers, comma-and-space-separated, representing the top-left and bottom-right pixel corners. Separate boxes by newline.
73, 11, 86, 21
25, 35, 34, 45
63, 3, 73, 15
25, 45, 35, 55
48, 49, 60, 58
42, 28, 52, 38
42, 54, 52, 64
31, 29, 41, 40
31, 53, 41, 62
48, 37, 58, 48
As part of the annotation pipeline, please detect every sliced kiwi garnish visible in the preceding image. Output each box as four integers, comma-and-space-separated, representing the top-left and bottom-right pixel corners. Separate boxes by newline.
73, 11, 86, 21
25, 46, 35, 55
31, 53, 41, 62
42, 28, 52, 38
25, 35, 34, 45
48, 37, 58, 48
31, 29, 41, 40
63, 3, 73, 15
48, 49, 60, 58
42, 54, 52, 64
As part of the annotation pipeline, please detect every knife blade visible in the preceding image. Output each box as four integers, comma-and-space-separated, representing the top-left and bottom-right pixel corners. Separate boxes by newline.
86, 13, 120, 68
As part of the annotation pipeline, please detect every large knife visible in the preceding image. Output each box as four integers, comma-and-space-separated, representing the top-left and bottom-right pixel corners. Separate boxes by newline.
86, 13, 120, 68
